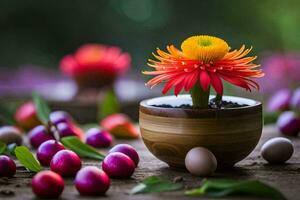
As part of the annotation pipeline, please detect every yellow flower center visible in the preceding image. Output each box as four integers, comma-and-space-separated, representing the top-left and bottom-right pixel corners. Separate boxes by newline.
181, 35, 230, 63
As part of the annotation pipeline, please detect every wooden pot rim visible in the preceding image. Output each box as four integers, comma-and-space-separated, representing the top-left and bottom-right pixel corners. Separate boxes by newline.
140, 95, 262, 118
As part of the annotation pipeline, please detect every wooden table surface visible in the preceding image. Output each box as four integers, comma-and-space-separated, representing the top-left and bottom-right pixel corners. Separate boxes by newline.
0, 125, 299, 200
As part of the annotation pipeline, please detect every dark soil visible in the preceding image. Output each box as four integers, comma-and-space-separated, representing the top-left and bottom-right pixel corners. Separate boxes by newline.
152, 98, 248, 109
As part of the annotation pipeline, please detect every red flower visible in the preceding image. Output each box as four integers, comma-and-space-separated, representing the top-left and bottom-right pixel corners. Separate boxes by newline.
60, 44, 131, 88
143, 35, 264, 96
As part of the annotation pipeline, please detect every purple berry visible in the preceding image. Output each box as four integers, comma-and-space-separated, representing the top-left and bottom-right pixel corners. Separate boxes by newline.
102, 152, 135, 178
277, 111, 300, 136
32, 171, 64, 198
50, 150, 82, 177
109, 144, 139, 166
0, 155, 16, 177
291, 88, 300, 111
29, 125, 54, 148
85, 128, 113, 148
56, 122, 84, 139
75, 166, 110, 195
267, 89, 291, 112
50, 111, 73, 126
37, 140, 65, 166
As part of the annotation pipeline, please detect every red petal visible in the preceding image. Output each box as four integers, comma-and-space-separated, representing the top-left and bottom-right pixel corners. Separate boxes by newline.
162, 74, 185, 95
162, 80, 174, 94
220, 74, 251, 91
210, 73, 223, 95
184, 71, 199, 91
199, 70, 211, 91
174, 81, 185, 96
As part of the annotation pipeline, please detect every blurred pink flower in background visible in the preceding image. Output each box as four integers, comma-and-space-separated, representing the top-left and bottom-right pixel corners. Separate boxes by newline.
60, 44, 131, 89
258, 53, 300, 94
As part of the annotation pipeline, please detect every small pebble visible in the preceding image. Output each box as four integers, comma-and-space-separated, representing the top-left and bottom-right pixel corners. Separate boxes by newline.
261, 137, 294, 164
185, 147, 217, 176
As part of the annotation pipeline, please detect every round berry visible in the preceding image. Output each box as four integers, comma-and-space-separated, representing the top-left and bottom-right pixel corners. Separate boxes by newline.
75, 166, 110, 195
50, 150, 82, 177
277, 111, 300, 136
86, 128, 113, 148
109, 144, 139, 166
0, 155, 16, 177
32, 170, 64, 198
267, 89, 291, 112
291, 88, 300, 111
14, 101, 40, 130
102, 152, 135, 178
56, 122, 84, 139
50, 111, 73, 126
28, 125, 54, 148
37, 140, 65, 166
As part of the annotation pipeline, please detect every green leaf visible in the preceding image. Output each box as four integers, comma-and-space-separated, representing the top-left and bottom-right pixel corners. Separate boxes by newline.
32, 92, 51, 124
15, 146, 42, 172
185, 179, 287, 200
99, 90, 120, 120
61, 136, 105, 160
0, 141, 7, 154
130, 176, 182, 194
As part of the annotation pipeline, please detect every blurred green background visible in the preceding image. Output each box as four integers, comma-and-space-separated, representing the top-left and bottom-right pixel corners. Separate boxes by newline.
0, 0, 299, 70
1, 0, 300, 123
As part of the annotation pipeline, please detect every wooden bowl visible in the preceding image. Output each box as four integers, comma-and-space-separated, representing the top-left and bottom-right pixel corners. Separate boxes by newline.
139, 95, 263, 169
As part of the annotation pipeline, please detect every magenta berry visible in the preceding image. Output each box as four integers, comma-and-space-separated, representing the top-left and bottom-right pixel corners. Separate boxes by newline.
50, 150, 82, 177
37, 140, 65, 166
267, 89, 291, 112
102, 152, 135, 178
28, 125, 54, 148
50, 111, 73, 125
291, 88, 300, 111
277, 111, 300, 136
0, 155, 16, 177
85, 128, 113, 148
56, 122, 84, 139
75, 166, 110, 195
32, 170, 64, 198
109, 144, 139, 166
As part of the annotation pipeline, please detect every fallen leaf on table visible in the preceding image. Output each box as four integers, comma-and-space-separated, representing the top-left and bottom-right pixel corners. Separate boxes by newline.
185, 179, 287, 200
130, 176, 182, 194
61, 136, 105, 160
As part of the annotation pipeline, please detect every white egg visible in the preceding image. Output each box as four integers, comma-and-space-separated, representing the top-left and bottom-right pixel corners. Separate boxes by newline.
185, 147, 217, 176
261, 137, 294, 164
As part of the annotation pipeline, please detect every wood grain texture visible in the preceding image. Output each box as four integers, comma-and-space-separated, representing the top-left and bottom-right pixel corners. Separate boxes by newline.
139, 96, 263, 169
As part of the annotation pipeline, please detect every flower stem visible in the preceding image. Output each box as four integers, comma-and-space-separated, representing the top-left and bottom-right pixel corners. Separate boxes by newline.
215, 93, 223, 108
190, 83, 210, 109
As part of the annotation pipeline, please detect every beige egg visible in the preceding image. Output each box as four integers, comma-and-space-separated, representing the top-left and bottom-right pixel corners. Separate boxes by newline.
261, 137, 294, 164
185, 147, 217, 176
0, 126, 23, 145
